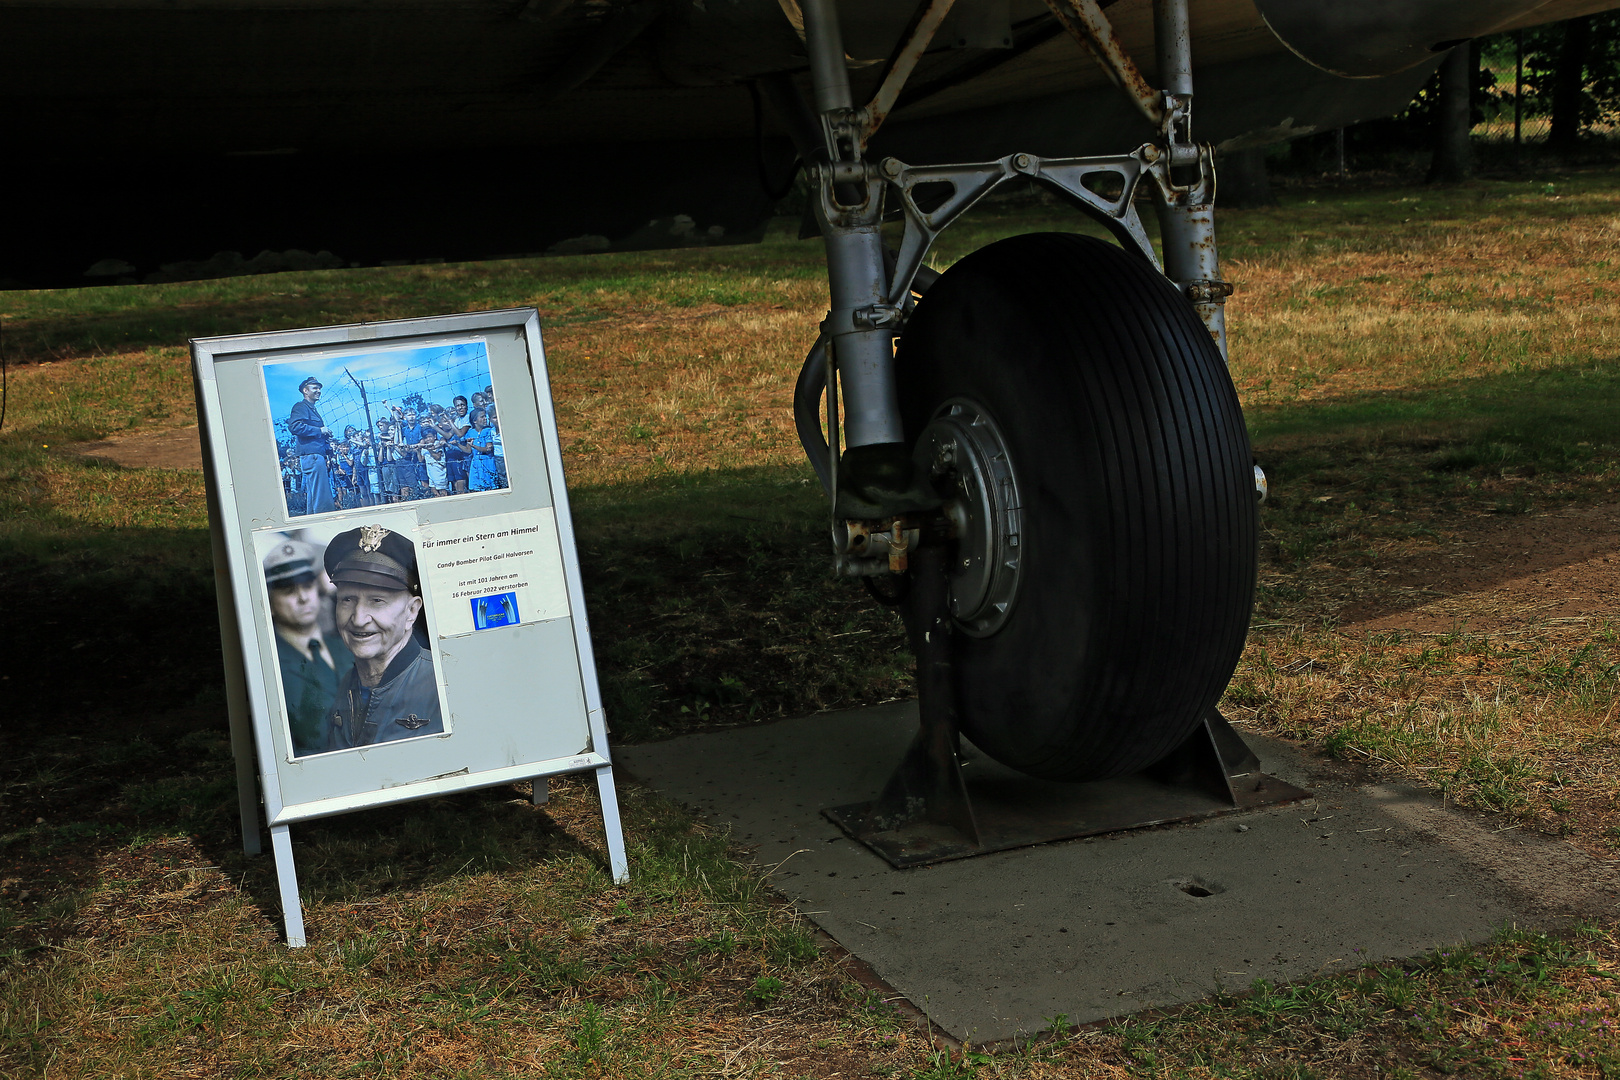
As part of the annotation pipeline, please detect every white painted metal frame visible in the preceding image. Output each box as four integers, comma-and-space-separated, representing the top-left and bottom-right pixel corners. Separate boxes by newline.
193, 307, 629, 948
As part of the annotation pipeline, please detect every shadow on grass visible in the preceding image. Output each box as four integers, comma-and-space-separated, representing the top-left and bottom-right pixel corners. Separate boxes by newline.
0, 464, 905, 954
1251, 358, 1620, 468
218, 785, 613, 943
10, 354, 1620, 952
2, 693, 617, 953
1249, 358, 1620, 616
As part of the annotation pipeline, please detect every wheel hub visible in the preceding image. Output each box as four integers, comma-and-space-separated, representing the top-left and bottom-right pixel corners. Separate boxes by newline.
914, 398, 1023, 637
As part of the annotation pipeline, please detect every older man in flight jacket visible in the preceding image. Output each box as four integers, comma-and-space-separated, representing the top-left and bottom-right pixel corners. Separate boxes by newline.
321, 524, 443, 750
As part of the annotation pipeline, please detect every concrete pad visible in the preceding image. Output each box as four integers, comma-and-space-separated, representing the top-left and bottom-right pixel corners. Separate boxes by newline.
616, 702, 1620, 1044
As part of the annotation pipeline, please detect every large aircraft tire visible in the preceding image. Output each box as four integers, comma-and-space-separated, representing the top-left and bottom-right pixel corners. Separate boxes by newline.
895, 232, 1257, 781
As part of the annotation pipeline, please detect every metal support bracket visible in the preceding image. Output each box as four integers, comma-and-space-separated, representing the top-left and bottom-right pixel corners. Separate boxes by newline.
862, 0, 961, 144
832, 543, 981, 843
823, 539, 1307, 869
825, 698, 1310, 870
1037, 0, 1234, 358
813, 141, 1194, 372
1146, 142, 1232, 359
1042, 0, 1165, 127
879, 145, 1170, 315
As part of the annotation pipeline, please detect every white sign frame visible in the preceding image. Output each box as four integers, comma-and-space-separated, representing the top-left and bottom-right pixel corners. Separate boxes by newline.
193, 308, 627, 947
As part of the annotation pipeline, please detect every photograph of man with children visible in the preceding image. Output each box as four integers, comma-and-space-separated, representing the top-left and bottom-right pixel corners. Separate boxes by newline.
257, 519, 447, 759
265, 340, 509, 519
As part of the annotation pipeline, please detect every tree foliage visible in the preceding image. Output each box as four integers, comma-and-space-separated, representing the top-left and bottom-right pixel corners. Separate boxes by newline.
1327, 16, 1620, 161
1494, 14, 1620, 138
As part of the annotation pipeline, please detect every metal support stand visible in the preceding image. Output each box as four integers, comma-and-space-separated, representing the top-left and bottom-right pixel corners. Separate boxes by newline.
205, 441, 263, 858
833, 544, 981, 844
801, 0, 950, 523
801, 0, 902, 455
260, 766, 621, 949
823, 549, 1308, 870
826, 708, 1309, 871
1153, 184, 1229, 360
1146, 0, 1232, 361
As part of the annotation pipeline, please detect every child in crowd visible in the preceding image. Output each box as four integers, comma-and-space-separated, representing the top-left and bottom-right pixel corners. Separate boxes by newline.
390, 405, 425, 501
465, 409, 500, 492
442, 396, 471, 494
487, 403, 506, 487
420, 429, 449, 496
375, 418, 400, 501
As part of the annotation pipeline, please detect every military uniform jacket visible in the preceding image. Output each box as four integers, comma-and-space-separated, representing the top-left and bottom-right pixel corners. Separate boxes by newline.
288, 399, 329, 456
323, 643, 443, 751
276, 633, 354, 756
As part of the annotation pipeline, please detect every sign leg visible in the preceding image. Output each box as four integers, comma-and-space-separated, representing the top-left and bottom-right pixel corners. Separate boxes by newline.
234, 756, 262, 857
208, 505, 263, 857
532, 777, 549, 806
593, 765, 630, 885
270, 824, 307, 947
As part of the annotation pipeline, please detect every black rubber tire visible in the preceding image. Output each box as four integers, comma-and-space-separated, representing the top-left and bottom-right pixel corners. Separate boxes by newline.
896, 233, 1257, 782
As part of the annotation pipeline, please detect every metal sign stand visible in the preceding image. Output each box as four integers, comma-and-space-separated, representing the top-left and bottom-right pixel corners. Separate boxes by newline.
195, 308, 630, 948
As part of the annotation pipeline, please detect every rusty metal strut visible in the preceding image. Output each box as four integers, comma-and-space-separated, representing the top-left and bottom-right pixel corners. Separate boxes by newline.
848, 540, 981, 845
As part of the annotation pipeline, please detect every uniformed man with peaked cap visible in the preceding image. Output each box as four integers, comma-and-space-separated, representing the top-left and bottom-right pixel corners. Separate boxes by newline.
321, 524, 443, 751
288, 376, 336, 514
263, 536, 353, 756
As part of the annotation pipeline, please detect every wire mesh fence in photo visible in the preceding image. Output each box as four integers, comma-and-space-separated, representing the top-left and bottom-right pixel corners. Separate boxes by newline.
266, 340, 510, 519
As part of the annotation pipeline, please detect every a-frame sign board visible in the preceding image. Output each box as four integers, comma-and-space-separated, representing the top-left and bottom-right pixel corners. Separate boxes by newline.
193, 308, 627, 946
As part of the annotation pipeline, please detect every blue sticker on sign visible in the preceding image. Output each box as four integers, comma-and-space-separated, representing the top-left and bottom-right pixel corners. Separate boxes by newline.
471, 591, 521, 630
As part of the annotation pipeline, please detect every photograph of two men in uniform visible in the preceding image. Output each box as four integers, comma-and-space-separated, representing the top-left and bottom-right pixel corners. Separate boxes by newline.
265, 341, 510, 519
260, 523, 446, 758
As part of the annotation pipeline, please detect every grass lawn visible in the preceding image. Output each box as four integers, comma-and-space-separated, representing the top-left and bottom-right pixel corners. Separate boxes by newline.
5, 164, 1620, 1077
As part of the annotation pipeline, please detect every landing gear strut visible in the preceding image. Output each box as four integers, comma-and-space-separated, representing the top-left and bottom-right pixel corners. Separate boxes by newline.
789, 0, 1302, 858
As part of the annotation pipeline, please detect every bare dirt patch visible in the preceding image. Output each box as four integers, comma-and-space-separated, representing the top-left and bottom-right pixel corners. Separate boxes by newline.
65, 424, 203, 471
1340, 500, 1620, 633
1234, 494, 1620, 865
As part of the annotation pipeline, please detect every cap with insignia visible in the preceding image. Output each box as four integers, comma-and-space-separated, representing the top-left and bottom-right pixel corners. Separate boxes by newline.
262, 537, 320, 587
298, 376, 322, 391
324, 525, 420, 593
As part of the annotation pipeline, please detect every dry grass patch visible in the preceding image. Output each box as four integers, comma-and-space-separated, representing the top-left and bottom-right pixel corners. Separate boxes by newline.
1228, 190, 1620, 407
995, 924, 1620, 1079
545, 301, 820, 487
1227, 620, 1620, 850
1, 779, 936, 1079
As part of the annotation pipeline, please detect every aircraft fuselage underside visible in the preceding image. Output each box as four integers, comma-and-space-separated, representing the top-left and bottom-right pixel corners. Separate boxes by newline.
5, 0, 1585, 285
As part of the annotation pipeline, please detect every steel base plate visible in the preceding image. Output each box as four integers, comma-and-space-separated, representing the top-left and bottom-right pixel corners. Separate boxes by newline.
823, 751, 1310, 868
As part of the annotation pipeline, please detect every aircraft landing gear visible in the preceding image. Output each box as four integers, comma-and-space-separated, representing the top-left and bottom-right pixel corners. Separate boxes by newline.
790, 0, 1296, 848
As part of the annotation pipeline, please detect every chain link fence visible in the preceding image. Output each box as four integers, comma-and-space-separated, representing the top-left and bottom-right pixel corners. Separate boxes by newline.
1475, 39, 1556, 147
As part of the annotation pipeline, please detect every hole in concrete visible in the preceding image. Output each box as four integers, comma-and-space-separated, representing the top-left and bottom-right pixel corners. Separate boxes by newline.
1176, 878, 1225, 898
